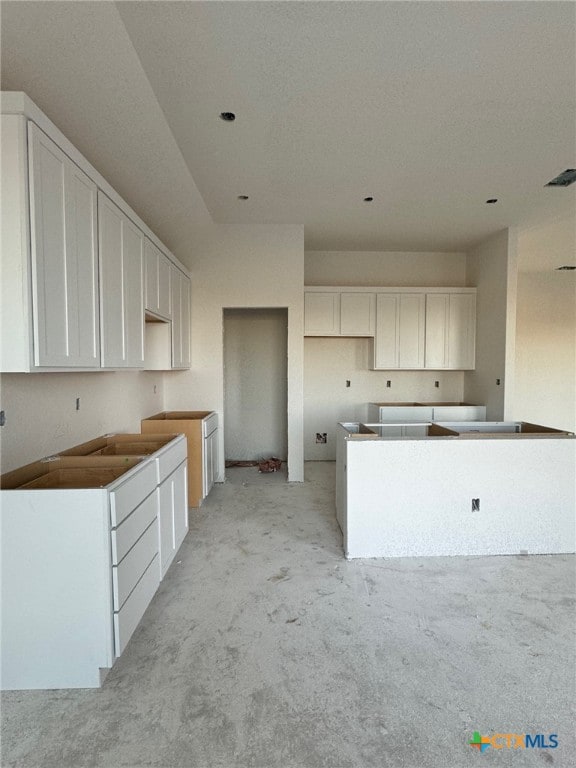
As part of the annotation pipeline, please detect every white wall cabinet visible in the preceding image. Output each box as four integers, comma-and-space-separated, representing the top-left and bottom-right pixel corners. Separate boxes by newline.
1, 95, 192, 373
99, 192, 145, 368
304, 290, 375, 336
425, 293, 476, 370
373, 293, 425, 369
171, 267, 191, 369
144, 238, 171, 320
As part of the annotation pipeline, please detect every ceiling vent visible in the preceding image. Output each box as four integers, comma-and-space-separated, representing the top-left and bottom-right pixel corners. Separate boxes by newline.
555, 265, 576, 271
545, 169, 576, 187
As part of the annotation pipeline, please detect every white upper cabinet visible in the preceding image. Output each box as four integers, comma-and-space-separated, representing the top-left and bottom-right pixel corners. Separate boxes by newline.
99, 193, 144, 368
1, 95, 191, 373
373, 293, 425, 369
340, 292, 375, 336
21, 123, 99, 368
304, 290, 375, 336
144, 238, 171, 320
425, 292, 476, 369
304, 291, 340, 335
171, 266, 191, 369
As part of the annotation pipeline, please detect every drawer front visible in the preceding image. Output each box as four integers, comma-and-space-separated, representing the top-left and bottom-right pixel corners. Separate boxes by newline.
111, 490, 158, 565
109, 460, 157, 527
156, 436, 187, 484
112, 520, 158, 610
113, 555, 159, 657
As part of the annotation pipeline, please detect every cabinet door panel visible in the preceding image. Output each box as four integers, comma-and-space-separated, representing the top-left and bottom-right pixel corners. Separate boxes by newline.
99, 194, 125, 367
398, 294, 425, 368
66, 163, 99, 365
304, 292, 340, 335
29, 127, 68, 366
374, 295, 399, 368
173, 462, 188, 551
157, 255, 171, 319
158, 478, 175, 578
144, 239, 159, 314
448, 294, 476, 369
180, 275, 191, 367
425, 294, 449, 369
29, 125, 99, 368
123, 220, 144, 367
340, 293, 375, 336
171, 268, 182, 367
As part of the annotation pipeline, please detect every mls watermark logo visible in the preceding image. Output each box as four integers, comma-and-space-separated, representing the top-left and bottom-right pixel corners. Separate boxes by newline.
469, 731, 559, 752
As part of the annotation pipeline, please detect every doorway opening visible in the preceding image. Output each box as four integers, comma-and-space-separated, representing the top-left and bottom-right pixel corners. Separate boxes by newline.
223, 308, 288, 472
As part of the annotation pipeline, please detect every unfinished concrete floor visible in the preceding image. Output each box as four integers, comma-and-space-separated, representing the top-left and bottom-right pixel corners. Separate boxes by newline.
2, 462, 575, 768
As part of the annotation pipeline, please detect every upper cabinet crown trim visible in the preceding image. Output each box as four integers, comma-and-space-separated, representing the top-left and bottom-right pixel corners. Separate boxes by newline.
304, 285, 476, 293
1, 91, 189, 278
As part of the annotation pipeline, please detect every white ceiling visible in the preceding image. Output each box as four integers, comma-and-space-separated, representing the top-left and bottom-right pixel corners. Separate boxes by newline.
2, 1, 575, 261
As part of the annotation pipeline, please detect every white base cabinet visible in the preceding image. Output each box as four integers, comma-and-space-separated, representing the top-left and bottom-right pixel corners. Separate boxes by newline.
0, 434, 188, 690
368, 403, 486, 423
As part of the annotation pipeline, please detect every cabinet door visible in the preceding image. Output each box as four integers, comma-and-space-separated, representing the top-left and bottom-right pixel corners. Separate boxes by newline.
99, 193, 144, 368
172, 462, 188, 552
28, 124, 99, 367
304, 292, 340, 335
203, 431, 218, 498
340, 292, 375, 336
144, 239, 171, 320
158, 480, 175, 579
374, 293, 425, 369
171, 268, 191, 369
373, 294, 399, 368
448, 293, 476, 369
424, 294, 450, 368
123, 219, 144, 368
425, 293, 476, 370
398, 294, 425, 368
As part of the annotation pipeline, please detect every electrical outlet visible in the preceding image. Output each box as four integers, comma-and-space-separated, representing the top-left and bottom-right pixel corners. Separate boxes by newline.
434, 381, 440, 388
496, 378, 501, 386
315, 433, 327, 444
386, 380, 391, 388
75, 397, 80, 411
346, 380, 351, 388
0, 410, 5, 427
472, 498, 480, 512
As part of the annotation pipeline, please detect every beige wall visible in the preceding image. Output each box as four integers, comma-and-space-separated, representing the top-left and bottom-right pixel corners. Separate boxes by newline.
464, 229, 517, 421
513, 214, 576, 431
305, 250, 466, 286
165, 223, 304, 481
304, 249, 468, 459
0, 371, 164, 473
223, 309, 288, 461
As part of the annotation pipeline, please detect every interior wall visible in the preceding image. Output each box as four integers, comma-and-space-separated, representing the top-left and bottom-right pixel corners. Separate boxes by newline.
304, 249, 467, 459
464, 228, 517, 420
513, 213, 576, 431
223, 309, 288, 461
0, 371, 164, 473
164, 223, 304, 482
305, 250, 467, 286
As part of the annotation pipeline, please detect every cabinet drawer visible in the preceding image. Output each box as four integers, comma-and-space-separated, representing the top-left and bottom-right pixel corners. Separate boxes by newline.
156, 436, 187, 484
109, 460, 157, 527
113, 555, 159, 657
111, 490, 158, 565
112, 520, 158, 610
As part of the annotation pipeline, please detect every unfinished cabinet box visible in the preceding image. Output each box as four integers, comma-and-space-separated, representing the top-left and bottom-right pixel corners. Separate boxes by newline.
141, 411, 218, 508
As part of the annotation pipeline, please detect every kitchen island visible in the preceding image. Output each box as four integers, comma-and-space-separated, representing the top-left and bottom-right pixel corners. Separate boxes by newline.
337, 421, 575, 559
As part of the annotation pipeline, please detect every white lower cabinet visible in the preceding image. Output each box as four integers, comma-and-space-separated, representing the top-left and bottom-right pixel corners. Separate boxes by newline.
0, 434, 188, 690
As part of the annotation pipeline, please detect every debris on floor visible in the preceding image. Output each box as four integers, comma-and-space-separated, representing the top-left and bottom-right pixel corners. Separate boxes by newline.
258, 457, 282, 473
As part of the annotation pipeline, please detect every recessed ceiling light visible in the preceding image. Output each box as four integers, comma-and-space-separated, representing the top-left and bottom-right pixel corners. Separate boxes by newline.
556, 265, 576, 271
546, 169, 576, 187
364, 196, 374, 202
486, 199, 498, 204
220, 112, 236, 122
237, 195, 249, 200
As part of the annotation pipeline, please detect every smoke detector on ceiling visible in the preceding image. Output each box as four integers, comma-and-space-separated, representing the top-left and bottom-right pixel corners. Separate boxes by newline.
546, 169, 576, 187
